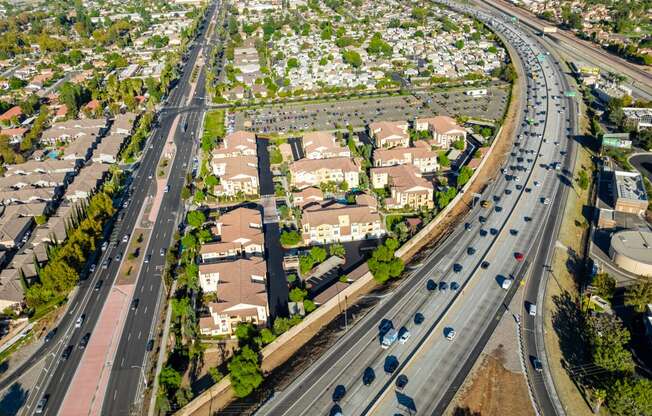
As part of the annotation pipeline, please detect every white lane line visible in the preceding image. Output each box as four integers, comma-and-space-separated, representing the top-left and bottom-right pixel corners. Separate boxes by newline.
141, 285, 144, 293
138, 331, 142, 340
127, 333, 131, 341
121, 357, 125, 367
150, 284, 153, 292
144, 306, 148, 314
114, 390, 117, 401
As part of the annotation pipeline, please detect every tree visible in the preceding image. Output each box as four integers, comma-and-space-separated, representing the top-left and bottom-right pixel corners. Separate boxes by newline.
586, 314, 634, 373
159, 366, 182, 392
260, 328, 276, 345
368, 239, 404, 284
208, 368, 223, 383
457, 166, 473, 188
592, 273, 616, 302
309, 246, 327, 263
329, 243, 346, 258
181, 233, 198, 251
606, 377, 652, 416
228, 345, 263, 398
304, 299, 316, 313
625, 281, 652, 313
280, 230, 301, 247
342, 50, 362, 68
454, 40, 465, 49
287, 57, 299, 70
289, 287, 308, 303
577, 169, 590, 190
273, 317, 292, 335
186, 210, 206, 228
438, 151, 450, 167
234, 322, 257, 344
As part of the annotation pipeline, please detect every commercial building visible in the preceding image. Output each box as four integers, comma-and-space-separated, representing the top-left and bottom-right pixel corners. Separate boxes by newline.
609, 230, 652, 277
612, 170, 648, 215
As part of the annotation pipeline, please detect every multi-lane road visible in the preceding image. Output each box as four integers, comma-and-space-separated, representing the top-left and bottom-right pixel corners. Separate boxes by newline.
257, 2, 576, 416
3, 2, 222, 415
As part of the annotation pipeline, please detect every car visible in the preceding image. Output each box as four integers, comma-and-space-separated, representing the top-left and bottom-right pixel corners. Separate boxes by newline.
515, 252, 525, 262
94, 280, 103, 291
414, 312, 424, 325
479, 228, 488, 237
396, 374, 409, 390
533, 358, 543, 372
79, 332, 91, 349
529, 303, 537, 316
122, 234, 130, 243
160, 248, 166, 256
481, 261, 490, 269
332, 385, 346, 402
398, 327, 410, 344
122, 200, 129, 208
504, 189, 512, 195
464, 222, 472, 231
467, 247, 476, 255
164, 185, 170, 193
75, 314, 85, 328
439, 281, 448, 291
426, 279, 437, 291
445, 328, 456, 341
362, 367, 376, 385
379, 320, 393, 334
524, 187, 532, 193
534, 181, 541, 187
35, 395, 49, 414
144, 254, 151, 264
131, 298, 139, 310
515, 184, 523, 190
495, 206, 503, 212
101, 241, 108, 251
384, 356, 399, 373
89, 263, 96, 273
453, 263, 463, 272
543, 198, 550, 205
61, 345, 73, 361
450, 281, 460, 291
510, 229, 519, 236
478, 216, 487, 224
115, 252, 122, 262
490, 228, 498, 235
44, 328, 57, 343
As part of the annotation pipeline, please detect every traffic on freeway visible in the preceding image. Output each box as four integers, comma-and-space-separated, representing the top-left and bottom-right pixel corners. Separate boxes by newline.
257, 2, 575, 416
13, 2, 223, 415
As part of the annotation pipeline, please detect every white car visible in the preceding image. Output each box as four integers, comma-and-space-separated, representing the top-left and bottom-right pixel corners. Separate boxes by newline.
122, 234, 129, 243
75, 315, 85, 328
446, 329, 456, 341
529, 304, 537, 316
543, 198, 551, 205
399, 328, 411, 344
534, 181, 541, 187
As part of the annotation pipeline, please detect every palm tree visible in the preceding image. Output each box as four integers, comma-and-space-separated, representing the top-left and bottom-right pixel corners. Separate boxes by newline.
592, 388, 606, 414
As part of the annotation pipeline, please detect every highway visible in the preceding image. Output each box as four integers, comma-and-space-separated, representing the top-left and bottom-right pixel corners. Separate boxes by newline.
257, 2, 574, 416
9, 2, 223, 415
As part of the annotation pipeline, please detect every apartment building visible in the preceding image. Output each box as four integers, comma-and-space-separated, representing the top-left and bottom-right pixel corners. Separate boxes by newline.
301, 202, 385, 244
211, 155, 260, 197
212, 130, 257, 159
371, 164, 434, 209
200, 207, 264, 261
302, 131, 351, 159
40, 119, 107, 145
368, 120, 410, 148
289, 157, 359, 190
372, 142, 439, 173
198, 257, 268, 337
415, 116, 466, 149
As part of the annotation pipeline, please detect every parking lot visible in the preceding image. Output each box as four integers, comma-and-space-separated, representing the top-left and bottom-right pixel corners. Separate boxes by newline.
232, 85, 510, 134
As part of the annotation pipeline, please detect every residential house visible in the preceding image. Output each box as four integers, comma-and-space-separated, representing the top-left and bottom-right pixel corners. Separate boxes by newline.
0, 214, 33, 249
211, 156, 260, 197
92, 134, 127, 164
63, 163, 111, 202
0, 269, 24, 312
110, 112, 138, 135
291, 187, 324, 208
40, 119, 107, 145
372, 143, 439, 173
301, 202, 385, 244
415, 116, 466, 149
370, 164, 434, 209
302, 131, 351, 159
289, 157, 359, 190
0, 172, 70, 192
5, 159, 79, 176
0, 187, 59, 205
368, 120, 410, 148
200, 207, 264, 261
0, 106, 23, 127
0, 127, 28, 144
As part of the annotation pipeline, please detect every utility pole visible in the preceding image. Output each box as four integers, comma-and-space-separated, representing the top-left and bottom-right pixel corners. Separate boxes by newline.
344, 296, 348, 332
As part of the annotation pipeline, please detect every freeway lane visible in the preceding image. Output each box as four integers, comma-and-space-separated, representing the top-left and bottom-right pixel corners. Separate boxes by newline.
257, 2, 572, 415
16, 2, 222, 415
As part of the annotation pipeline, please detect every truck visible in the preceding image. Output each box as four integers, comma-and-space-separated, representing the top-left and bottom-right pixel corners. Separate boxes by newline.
382, 328, 398, 349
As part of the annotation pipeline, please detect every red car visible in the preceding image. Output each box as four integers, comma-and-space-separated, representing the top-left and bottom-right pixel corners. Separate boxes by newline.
515, 252, 524, 262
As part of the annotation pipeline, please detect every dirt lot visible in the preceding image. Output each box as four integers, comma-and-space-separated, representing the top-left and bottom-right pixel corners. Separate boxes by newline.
450, 348, 535, 416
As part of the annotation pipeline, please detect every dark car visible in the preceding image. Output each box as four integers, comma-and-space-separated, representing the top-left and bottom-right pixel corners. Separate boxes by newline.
44, 328, 57, 343
481, 261, 490, 269
115, 252, 123, 262
131, 298, 139, 310
439, 281, 448, 291
490, 228, 498, 235
384, 355, 399, 373
332, 385, 346, 402
495, 206, 503, 213
414, 312, 424, 325
79, 332, 91, 349
479, 228, 488, 237
362, 367, 375, 385
467, 247, 476, 255
505, 189, 512, 195
61, 345, 73, 361
510, 229, 519, 236
464, 222, 472, 231
453, 263, 463, 273
478, 216, 486, 224
450, 282, 460, 291
94, 280, 103, 291
426, 279, 437, 291
396, 374, 409, 390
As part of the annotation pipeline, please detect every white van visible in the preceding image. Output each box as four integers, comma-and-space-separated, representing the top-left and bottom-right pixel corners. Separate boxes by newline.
529, 304, 537, 316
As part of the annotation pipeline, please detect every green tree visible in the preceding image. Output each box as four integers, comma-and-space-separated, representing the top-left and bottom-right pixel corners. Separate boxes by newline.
186, 210, 206, 228
304, 299, 316, 313
309, 246, 327, 263
606, 377, 652, 416
592, 272, 616, 302
586, 314, 634, 373
280, 230, 301, 247
438, 151, 450, 167
234, 322, 257, 344
159, 366, 182, 392
289, 287, 308, 303
260, 328, 276, 345
625, 281, 652, 313
342, 50, 362, 68
329, 243, 346, 258
577, 169, 590, 190
228, 345, 263, 398
273, 317, 292, 335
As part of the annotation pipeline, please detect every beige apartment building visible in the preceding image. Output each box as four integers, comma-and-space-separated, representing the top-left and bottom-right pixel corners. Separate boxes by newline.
302, 131, 351, 159
371, 164, 434, 209
289, 157, 359, 190
200, 207, 264, 261
415, 116, 466, 149
372, 142, 439, 173
301, 202, 385, 244
369, 120, 410, 148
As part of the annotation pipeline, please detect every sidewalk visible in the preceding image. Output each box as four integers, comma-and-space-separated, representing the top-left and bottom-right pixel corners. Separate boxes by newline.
58, 284, 135, 416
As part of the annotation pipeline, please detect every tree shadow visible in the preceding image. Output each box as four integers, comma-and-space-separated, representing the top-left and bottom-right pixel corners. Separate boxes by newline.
452, 406, 482, 416
0, 383, 28, 416
564, 247, 587, 290
551, 290, 588, 377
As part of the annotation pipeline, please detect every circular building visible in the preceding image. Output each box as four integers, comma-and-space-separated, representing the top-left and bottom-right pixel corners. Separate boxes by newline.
609, 230, 652, 277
